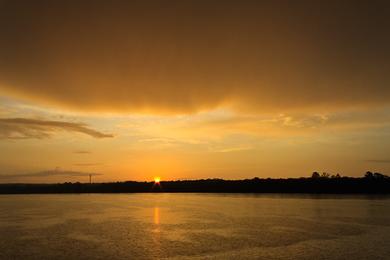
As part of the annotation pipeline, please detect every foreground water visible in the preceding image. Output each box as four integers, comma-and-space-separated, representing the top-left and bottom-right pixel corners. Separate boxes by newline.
0, 194, 389, 259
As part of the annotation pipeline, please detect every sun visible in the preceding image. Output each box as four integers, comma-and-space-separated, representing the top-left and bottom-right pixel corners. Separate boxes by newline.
154, 177, 161, 184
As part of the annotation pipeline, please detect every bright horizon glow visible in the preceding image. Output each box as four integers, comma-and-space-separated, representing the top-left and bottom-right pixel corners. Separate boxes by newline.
154, 177, 161, 184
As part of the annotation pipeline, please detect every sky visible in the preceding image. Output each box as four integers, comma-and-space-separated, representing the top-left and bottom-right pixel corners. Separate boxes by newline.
0, 0, 389, 182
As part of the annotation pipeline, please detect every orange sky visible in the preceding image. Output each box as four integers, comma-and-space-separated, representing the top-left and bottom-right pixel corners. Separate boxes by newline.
0, 0, 389, 182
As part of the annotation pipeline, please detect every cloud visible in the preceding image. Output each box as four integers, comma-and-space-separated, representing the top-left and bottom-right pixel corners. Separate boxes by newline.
73, 163, 102, 166
0, 169, 102, 180
73, 150, 92, 154
212, 146, 254, 153
366, 160, 390, 164
0, 1, 389, 114
0, 118, 113, 139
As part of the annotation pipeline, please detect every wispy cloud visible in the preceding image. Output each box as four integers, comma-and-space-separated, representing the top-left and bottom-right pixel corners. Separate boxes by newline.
0, 169, 102, 180
0, 118, 113, 139
73, 163, 102, 167
212, 146, 254, 153
73, 150, 92, 154
366, 159, 390, 164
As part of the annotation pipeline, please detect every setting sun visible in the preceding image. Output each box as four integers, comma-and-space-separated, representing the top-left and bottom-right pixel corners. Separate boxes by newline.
154, 177, 161, 184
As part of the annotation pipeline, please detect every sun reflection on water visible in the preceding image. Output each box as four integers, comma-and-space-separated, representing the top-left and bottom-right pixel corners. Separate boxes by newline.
152, 206, 161, 257
154, 207, 160, 225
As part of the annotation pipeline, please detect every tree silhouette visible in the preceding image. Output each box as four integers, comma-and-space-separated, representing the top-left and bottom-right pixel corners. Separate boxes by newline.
365, 171, 374, 179
311, 172, 320, 178
374, 172, 386, 179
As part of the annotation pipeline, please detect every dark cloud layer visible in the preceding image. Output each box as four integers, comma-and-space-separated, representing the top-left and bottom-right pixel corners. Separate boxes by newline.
0, 118, 113, 139
0, 0, 389, 113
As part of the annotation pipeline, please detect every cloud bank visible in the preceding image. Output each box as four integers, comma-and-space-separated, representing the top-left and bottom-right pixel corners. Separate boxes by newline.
0, 1, 389, 114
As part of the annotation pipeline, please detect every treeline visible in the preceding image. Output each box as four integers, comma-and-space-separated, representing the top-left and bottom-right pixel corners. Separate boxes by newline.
311, 171, 388, 180
0, 172, 389, 194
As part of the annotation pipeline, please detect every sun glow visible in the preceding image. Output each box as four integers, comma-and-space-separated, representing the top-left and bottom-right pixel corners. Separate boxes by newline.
154, 177, 161, 184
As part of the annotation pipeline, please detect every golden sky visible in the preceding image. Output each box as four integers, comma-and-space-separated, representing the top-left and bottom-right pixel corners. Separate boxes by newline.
0, 0, 389, 182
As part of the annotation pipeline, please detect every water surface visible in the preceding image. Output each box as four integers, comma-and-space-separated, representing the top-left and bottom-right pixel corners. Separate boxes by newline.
0, 194, 389, 259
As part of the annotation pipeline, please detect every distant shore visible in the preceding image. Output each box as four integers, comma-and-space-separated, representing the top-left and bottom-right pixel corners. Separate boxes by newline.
0, 177, 389, 194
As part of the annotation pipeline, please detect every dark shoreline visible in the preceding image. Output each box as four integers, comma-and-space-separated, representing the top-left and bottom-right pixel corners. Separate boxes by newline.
1, 177, 389, 194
